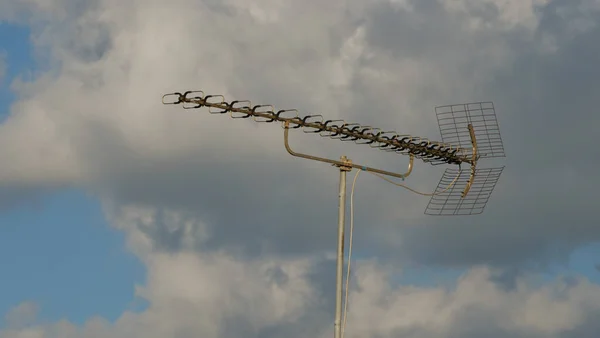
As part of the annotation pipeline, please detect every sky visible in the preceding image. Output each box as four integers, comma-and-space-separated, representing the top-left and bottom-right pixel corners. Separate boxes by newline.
0, 0, 600, 337
0, 23, 30, 121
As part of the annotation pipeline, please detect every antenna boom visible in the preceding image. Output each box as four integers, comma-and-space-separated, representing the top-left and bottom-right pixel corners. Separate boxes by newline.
163, 91, 472, 166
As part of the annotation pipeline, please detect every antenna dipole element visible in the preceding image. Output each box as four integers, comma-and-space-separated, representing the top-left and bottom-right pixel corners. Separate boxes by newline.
162, 91, 472, 166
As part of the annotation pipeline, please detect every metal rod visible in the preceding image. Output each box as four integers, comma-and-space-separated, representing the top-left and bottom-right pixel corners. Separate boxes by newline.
284, 122, 414, 179
334, 158, 349, 338
462, 123, 478, 197
162, 91, 472, 166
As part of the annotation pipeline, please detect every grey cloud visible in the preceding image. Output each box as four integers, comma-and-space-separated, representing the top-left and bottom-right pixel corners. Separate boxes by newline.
2, 0, 600, 274
104, 153, 341, 257
339, 0, 600, 269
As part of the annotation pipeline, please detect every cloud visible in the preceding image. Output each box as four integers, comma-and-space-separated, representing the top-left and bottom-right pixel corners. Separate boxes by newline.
3, 302, 39, 329
0, 0, 597, 270
4, 206, 593, 338
2, 246, 600, 338
0, 0, 599, 270
1, 1, 600, 335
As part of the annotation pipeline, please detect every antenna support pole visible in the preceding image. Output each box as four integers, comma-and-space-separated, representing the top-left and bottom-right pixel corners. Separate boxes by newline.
334, 156, 350, 338
283, 121, 412, 338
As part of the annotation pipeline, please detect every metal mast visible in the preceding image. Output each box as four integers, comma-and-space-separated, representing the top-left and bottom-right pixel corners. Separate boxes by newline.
162, 90, 506, 337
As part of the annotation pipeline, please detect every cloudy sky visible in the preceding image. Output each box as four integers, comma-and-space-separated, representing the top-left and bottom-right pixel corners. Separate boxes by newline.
1, 0, 600, 337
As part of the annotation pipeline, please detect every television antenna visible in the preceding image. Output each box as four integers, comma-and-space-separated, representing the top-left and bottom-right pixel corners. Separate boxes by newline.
162, 90, 506, 338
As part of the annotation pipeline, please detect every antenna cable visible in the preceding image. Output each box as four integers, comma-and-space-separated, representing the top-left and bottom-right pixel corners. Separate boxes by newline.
342, 168, 361, 338
370, 171, 461, 196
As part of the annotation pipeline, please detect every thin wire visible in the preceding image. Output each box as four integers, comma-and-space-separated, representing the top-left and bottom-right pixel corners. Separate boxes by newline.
342, 168, 361, 338
370, 170, 462, 196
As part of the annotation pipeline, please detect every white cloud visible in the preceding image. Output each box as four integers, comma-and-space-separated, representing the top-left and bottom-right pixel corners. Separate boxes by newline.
2, 247, 600, 337
3, 302, 39, 329
3, 206, 597, 338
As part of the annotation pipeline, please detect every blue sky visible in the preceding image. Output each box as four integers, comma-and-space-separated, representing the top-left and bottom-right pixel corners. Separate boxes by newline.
1, 17, 599, 330
0, 23, 145, 327
0, 23, 32, 121
0, 189, 146, 325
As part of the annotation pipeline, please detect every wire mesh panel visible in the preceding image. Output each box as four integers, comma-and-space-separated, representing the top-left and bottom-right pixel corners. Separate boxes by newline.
435, 102, 505, 159
424, 166, 505, 216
